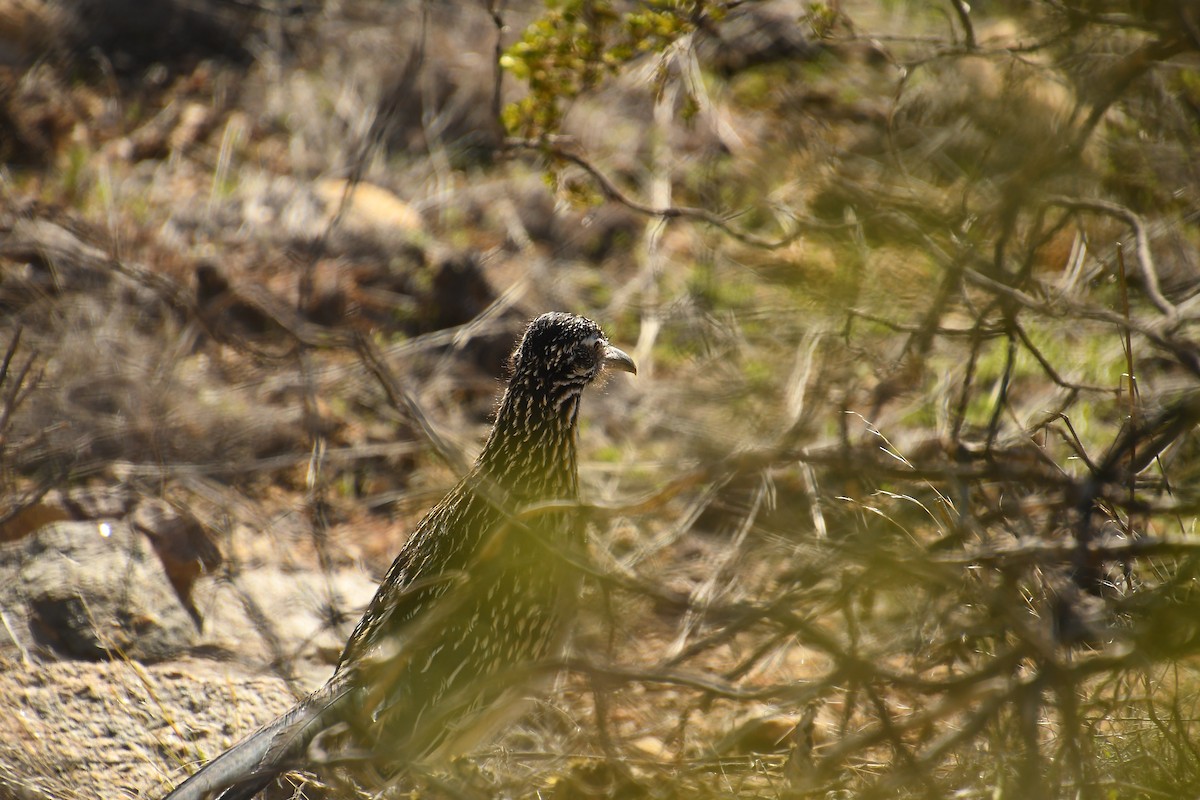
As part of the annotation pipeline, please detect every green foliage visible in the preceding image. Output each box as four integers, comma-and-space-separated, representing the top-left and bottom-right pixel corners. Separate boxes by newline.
501, 0, 706, 138
686, 261, 755, 312
803, 1, 841, 38
60, 143, 90, 204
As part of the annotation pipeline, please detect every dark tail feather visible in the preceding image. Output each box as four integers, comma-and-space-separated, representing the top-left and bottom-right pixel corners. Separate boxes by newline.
162, 682, 354, 800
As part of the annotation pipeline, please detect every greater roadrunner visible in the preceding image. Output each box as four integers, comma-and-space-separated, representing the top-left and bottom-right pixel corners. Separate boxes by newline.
163, 312, 636, 800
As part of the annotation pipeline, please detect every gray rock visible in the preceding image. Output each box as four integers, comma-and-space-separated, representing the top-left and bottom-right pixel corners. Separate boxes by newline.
7, 520, 197, 662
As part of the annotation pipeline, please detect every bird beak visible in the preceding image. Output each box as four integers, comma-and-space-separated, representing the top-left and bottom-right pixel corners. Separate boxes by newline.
602, 344, 637, 376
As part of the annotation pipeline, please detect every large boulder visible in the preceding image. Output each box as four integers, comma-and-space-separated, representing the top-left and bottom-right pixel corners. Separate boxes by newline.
1, 520, 198, 662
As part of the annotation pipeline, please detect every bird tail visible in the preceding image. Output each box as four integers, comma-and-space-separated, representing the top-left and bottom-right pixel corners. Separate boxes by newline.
162, 681, 353, 800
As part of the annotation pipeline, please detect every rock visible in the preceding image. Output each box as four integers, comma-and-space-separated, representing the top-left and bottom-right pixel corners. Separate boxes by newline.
5, 521, 198, 662
0, 218, 112, 294
696, 1, 823, 76
315, 179, 423, 234
190, 565, 377, 674
194, 261, 290, 341
629, 735, 669, 758
715, 713, 799, 755
55, 485, 134, 519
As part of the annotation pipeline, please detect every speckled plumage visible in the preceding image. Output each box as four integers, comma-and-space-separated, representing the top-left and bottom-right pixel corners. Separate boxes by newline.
162, 312, 635, 800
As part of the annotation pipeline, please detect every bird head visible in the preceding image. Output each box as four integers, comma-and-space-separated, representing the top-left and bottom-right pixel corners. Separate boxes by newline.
509, 312, 636, 393
482, 312, 635, 496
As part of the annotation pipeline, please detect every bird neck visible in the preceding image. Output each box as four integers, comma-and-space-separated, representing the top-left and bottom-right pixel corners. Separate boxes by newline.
476, 375, 581, 503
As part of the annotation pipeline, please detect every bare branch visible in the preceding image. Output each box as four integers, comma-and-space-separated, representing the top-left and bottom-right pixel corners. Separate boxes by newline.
504, 137, 852, 248
948, 0, 976, 50
1044, 195, 1176, 318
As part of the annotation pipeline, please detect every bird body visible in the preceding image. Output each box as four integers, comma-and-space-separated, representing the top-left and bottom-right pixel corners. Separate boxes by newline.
162, 312, 635, 800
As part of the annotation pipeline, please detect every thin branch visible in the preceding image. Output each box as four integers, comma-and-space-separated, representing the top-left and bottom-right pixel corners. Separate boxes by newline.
487, 0, 506, 127
1011, 319, 1109, 393
948, 0, 976, 49
0, 330, 37, 439
963, 268, 1200, 378
1044, 195, 1176, 318
927, 533, 1200, 569
353, 331, 470, 477
504, 137, 851, 248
